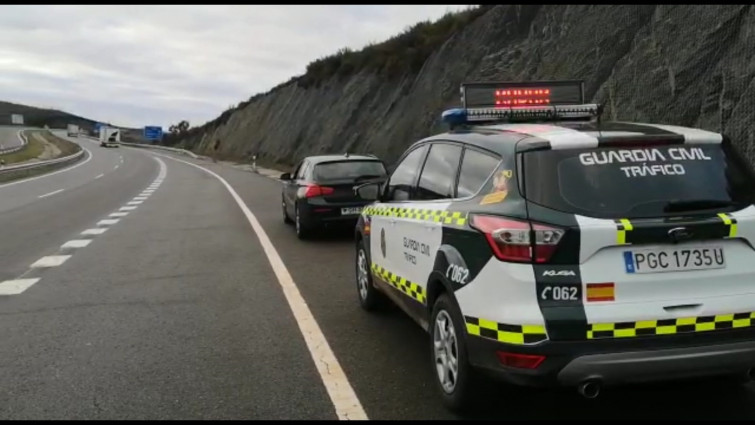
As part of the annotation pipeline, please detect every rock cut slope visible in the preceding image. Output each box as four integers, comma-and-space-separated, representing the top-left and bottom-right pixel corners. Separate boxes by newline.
172, 5, 755, 167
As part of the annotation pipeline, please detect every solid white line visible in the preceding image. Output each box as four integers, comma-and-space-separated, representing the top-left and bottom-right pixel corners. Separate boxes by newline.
30, 255, 71, 268
0, 147, 93, 189
97, 219, 119, 226
95, 173, 104, 179
61, 239, 92, 249
38, 188, 64, 198
155, 153, 367, 420
127, 200, 143, 205
81, 228, 108, 235
120, 206, 138, 211
0, 278, 41, 295
110, 212, 129, 217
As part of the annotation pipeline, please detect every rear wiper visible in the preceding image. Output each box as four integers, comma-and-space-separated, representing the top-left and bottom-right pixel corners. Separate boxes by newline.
663, 199, 737, 213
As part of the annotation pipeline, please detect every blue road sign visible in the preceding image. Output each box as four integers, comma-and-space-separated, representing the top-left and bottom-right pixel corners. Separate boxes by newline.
144, 126, 163, 141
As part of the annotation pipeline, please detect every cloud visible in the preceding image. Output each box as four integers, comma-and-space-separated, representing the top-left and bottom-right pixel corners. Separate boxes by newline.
0, 5, 471, 129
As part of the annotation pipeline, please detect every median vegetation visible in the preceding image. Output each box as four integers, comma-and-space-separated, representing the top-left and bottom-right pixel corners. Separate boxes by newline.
0, 131, 45, 165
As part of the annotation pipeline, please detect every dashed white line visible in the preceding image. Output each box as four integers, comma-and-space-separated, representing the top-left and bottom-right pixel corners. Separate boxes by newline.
81, 228, 108, 235
0, 278, 41, 295
127, 200, 143, 205
155, 153, 367, 420
38, 188, 64, 198
30, 255, 71, 268
97, 219, 120, 226
120, 206, 138, 211
110, 212, 129, 217
114, 164, 119, 170
61, 239, 92, 249
133, 196, 148, 201
95, 173, 104, 179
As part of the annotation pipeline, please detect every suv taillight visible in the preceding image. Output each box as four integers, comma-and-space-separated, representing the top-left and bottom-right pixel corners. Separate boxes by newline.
470, 215, 564, 263
299, 184, 335, 198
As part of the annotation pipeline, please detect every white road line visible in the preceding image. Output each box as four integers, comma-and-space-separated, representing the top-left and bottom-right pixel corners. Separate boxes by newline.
139, 193, 152, 197
127, 200, 143, 205
30, 255, 71, 268
110, 212, 129, 217
156, 153, 367, 420
114, 164, 119, 170
97, 219, 119, 226
142, 189, 155, 193
95, 173, 104, 179
0, 278, 41, 295
38, 188, 64, 198
120, 206, 138, 211
61, 239, 92, 249
81, 228, 108, 235
133, 196, 148, 201
0, 147, 93, 189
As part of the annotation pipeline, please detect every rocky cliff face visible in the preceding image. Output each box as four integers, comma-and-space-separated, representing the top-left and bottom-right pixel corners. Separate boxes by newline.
175, 5, 755, 168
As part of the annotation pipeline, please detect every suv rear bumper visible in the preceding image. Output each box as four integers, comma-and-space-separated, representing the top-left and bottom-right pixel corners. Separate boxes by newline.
466, 330, 755, 388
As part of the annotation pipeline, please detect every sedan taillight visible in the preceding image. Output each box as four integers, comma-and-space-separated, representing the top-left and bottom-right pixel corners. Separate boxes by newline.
470, 214, 564, 263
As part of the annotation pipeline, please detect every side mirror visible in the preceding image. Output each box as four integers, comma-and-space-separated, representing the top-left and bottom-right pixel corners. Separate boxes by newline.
354, 182, 382, 201
280, 172, 291, 181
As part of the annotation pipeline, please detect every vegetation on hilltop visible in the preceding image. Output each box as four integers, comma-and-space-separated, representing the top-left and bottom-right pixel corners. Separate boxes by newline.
162, 5, 492, 147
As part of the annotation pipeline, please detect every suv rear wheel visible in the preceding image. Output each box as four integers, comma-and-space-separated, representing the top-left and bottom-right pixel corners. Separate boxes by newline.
431, 293, 478, 412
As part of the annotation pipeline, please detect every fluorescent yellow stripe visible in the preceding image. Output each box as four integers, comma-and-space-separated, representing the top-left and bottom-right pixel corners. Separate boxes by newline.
718, 213, 732, 225
478, 318, 498, 330
620, 218, 633, 231
497, 331, 524, 344
730, 223, 738, 237
676, 317, 696, 326
466, 323, 481, 336
522, 324, 546, 334
733, 319, 751, 328
635, 320, 657, 329
695, 322, 715, 332
656, 326, 676, 335
592, 323, 614, 331
614, 329, 636, 338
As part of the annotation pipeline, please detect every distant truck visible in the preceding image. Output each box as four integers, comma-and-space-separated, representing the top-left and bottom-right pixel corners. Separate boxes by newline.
67, 124, 79, 137
99, 126, 121, 147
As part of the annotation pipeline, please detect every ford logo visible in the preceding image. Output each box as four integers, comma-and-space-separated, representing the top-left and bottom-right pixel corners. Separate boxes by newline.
668, 226, 692, 243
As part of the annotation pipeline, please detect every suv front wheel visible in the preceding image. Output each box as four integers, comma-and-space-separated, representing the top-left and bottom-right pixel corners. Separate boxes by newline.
355, 239, 385, 311
431, 293, 479, 412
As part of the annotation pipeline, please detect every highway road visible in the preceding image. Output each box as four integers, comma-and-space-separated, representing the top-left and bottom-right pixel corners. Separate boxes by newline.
2, 138, 755, 419
0, 126, 25, 153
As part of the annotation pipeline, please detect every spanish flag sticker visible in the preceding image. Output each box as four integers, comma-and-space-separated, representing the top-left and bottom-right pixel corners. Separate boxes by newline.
586, 283, 615, 302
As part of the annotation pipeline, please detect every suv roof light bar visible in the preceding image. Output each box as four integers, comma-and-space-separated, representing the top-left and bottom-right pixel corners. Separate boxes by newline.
441, 103, 601, 127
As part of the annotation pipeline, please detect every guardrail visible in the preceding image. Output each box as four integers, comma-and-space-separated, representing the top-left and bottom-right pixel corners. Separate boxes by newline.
0, 130, 29, 155
0, 148, 85, 182
119, 141, 199, 159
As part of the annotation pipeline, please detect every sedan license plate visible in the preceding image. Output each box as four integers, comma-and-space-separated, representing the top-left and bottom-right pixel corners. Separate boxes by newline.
341, 207, 362, 215
623, 246, 725, 274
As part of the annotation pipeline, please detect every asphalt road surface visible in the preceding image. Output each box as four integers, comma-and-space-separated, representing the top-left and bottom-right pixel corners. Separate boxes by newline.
2, 140, 755, 419
0, 126, 25, 153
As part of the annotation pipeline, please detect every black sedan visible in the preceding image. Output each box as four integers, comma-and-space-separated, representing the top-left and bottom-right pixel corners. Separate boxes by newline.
281, 154, 387, 239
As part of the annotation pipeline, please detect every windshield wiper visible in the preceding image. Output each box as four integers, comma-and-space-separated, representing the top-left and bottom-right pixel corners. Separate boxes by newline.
663, 199, 737, 213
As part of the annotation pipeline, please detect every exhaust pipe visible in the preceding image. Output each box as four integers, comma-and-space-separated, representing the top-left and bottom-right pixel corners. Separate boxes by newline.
578, 380, 601, 399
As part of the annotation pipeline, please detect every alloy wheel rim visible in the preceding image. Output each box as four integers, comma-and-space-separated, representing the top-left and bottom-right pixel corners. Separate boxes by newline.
357, 249, 369, 300
433, 310, 459, 394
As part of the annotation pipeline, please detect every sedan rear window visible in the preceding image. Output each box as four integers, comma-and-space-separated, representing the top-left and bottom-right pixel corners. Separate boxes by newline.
522, 143, 755, 219
313, 160, 387, 181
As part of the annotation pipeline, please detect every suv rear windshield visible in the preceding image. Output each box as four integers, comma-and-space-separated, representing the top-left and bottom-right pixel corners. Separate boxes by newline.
313, 160, 387, 181
523, 143, 755, 218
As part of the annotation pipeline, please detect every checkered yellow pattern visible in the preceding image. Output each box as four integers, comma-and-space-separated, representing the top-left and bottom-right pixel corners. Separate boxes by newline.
588, 312, 755, 339
370, 263, 427, 305
464, 315, 548, 345
362, 205, 467, 227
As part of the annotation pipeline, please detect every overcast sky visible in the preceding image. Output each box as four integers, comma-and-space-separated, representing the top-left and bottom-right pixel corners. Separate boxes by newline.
0, 5, 470, 129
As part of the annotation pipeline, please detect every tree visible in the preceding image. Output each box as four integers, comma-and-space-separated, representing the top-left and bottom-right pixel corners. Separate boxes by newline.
169, 120, 190, 135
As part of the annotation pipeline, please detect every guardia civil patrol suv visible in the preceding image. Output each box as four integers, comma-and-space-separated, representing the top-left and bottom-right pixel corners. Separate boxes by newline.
353, 80, 755, 411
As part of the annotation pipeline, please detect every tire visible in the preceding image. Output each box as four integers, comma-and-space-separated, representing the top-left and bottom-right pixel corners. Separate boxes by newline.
282, 197, 293, 224
355, 239, 385, 311
430, 293, 479, 413
294, 203, 312, 239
